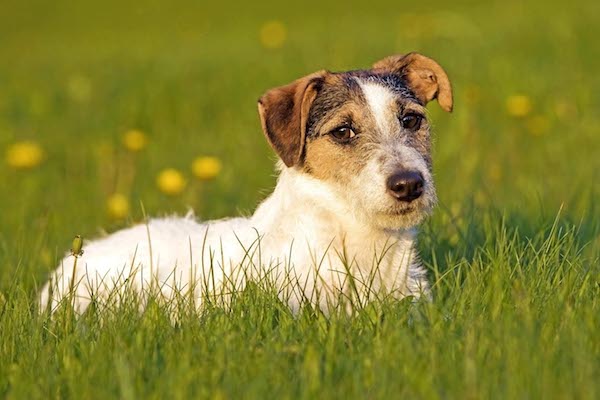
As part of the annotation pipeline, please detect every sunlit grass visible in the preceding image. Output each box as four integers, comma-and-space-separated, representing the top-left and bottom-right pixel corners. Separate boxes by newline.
3, 215, 598, 399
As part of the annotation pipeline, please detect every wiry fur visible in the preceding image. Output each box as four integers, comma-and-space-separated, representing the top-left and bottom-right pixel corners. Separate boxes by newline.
40, 53, 453, 314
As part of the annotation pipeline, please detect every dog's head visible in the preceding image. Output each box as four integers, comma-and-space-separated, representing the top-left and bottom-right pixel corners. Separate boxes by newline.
258, 53, 453, 230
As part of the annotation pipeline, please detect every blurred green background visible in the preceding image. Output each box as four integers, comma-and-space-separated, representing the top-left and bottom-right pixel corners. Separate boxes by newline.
0, 0, 599, 286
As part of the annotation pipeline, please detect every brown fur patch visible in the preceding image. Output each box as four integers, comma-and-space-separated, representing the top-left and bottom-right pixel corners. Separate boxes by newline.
372, 53, 453, 112
303, 74, 375, 184
258, 71, 327, 167
303, 74, 433, 185
258, 53, 451, 176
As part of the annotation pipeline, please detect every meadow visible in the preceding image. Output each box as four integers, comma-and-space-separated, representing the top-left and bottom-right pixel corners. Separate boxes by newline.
0, 0, 599, 398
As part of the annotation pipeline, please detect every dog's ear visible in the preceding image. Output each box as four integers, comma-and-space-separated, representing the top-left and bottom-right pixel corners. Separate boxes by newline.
372, 52, 453, 112
258, 71, 327, 167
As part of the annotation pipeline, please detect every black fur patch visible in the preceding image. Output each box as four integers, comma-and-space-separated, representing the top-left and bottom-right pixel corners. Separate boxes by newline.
305, 71, 422, 140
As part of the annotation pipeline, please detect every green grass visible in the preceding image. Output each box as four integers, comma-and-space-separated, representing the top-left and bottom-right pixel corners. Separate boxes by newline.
1, 0, 599, 398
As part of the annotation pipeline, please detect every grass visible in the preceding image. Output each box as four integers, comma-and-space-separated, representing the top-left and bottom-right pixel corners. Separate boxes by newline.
0, 0, 599, 398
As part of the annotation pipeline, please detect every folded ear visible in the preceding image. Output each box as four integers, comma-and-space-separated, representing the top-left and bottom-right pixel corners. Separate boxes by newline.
258, 71, 327, 167
372, 52, 453, 112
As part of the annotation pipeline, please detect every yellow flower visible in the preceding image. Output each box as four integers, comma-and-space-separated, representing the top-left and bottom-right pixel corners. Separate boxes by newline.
122, 129, 148, 152
106, 193, 130, 219
259, 20, 287, 49
5, 140, 45, 169
526, 115, 550, 136
192, 156, 222, 181
156, 168, 186, 195
506, 95, 532, 117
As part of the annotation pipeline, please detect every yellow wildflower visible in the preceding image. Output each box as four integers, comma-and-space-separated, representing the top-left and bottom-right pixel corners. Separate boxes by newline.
156, 168, 186, 195
259, 21, 287, 49
5, 140, 45, 169
192, 156, 222, 181
107, 193, 130, 220
506, 95, 532, 117
122, 129, 148, 152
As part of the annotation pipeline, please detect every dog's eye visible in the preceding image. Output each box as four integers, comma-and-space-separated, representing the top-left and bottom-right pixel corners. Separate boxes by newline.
401, 113, 423, 131
329, 126, 356, 143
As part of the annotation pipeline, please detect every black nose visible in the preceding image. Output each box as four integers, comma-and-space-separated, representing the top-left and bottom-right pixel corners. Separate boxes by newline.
386, 171, 424, 202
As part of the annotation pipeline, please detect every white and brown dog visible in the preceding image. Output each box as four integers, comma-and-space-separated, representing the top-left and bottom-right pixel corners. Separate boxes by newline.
41, 52, 453, 313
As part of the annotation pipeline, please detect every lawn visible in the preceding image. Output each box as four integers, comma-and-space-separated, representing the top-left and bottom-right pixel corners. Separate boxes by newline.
0, 0, 599, 398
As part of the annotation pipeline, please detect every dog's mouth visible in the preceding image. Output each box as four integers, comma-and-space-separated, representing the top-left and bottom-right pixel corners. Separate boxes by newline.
393, 206, 415, 215
377, 205, 418, 218
384, 199, 432, 217
389, 200, 422, 214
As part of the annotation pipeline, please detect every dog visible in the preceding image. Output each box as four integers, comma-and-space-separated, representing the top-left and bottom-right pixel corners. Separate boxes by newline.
40, 52, 453, 314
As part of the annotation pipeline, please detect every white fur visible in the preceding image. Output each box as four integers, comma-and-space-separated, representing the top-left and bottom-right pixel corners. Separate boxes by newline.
40, 79, 433, 314
357, 79, 397, 137
40, 166, 429, 314
350, 79, 437, 230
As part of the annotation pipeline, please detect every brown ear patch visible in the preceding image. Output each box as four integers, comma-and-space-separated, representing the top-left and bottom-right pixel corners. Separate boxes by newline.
372, 52, 453, 112
258, 71, 328, 167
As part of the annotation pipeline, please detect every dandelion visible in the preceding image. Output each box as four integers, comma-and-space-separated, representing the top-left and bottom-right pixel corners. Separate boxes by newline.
5, 140, 45, 169
192, 156, 222, 181
122, 129, 148, 152
506, 95, 532, 117
106, 193, 130, 220
526, 115, 550, 136
259, 20, 287, 49
67, 75, 92, 103
156, 168, 186, 195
